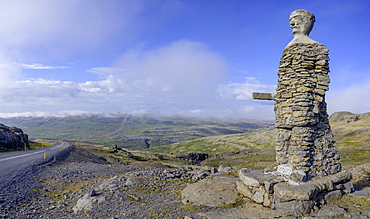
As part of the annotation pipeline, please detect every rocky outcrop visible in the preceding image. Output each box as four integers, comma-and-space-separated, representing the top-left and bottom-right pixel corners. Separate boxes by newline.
0, 123, 29, 151
176, 152, 209, 165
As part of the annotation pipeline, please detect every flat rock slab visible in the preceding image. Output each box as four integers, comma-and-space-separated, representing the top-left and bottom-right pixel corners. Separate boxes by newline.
274, 171, 352, 202
199, 202, 283, 219
349, 187, 370, 200
238, 168, 275, 187
311, 204, 347, 218
351, 163, 370, 177
181, 173, 239, 207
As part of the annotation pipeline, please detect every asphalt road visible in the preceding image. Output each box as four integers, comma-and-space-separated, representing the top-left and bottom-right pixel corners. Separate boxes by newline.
0, 141, 72, 210
0, 141, 71, 177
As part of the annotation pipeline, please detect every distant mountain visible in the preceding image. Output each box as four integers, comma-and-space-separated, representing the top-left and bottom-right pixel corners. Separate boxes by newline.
0, 115, 274, 150
329, 111, 370, 143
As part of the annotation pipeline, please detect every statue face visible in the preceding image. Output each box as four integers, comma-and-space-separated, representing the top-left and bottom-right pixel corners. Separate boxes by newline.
289, 15, 313, 36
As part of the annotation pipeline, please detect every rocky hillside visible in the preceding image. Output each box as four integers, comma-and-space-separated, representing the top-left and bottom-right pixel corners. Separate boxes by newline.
330, 111, 370, 143
0, 123, 29, 151
329, 111, 370, 169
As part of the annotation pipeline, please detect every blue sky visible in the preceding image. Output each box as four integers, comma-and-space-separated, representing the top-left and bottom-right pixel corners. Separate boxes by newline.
0, 0, 369, 119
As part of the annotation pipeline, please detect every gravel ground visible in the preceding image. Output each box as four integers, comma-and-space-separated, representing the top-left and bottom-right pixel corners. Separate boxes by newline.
0, 145, 211, 219
2, 144, 370, 219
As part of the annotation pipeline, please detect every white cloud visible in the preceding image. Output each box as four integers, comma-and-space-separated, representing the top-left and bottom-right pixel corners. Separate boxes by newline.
20, 63, 69, 70
91, 40, 230, 106
327, 79, 370, 114
86, 67, 126, 76
0, 110, 92, 118
78, 75, 128, 93
219, 77, 276, 101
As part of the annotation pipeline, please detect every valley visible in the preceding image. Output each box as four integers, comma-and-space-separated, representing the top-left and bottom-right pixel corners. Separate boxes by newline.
0, 111, 370, 218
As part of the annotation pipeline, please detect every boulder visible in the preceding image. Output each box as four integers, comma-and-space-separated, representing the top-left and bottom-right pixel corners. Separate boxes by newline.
274, 181, 321, 202
275, 200, 315, 216
125, 177, 138, 186
181, 173, 239, 207
73, 191, 106, 213
218, 164, 236, 173
238, 169, 275, 187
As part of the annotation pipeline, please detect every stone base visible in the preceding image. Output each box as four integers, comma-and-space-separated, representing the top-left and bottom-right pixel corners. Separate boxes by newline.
238, 168, 354, 216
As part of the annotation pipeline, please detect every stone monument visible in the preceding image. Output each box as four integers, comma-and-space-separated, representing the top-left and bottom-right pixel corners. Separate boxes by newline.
254, 9, 341, 184
239, 9, 353, 216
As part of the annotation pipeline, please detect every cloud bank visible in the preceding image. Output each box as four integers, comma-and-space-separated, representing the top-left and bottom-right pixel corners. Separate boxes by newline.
0, 40, 275, 119
327, 79, 370, 115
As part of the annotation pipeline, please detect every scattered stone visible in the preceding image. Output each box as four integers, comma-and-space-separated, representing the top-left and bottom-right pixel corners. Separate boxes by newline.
90, 189, 97, 197
99, 176, 119, 191
125, 177, 138, 186
324, 190, 342, 201
342, 181, 355, 193
218, 163, 236, 173
349, 187, 370, 200
236, 181, 253, 199
311, 204, 347, 218
72, 192, 106, 213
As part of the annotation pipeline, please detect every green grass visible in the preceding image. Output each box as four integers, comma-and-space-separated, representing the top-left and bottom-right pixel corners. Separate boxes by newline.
29, 139, 56, 149
0, 115, 273, 150
337, 144, 370, 170
329, 194, 370, 214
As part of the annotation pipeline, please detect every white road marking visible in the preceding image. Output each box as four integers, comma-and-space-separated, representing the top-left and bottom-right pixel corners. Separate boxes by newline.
50, 142, 65, 150
0, 150, 46, 162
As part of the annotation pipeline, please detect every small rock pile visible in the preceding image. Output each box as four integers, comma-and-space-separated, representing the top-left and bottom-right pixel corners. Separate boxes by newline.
125, 167, 216, 182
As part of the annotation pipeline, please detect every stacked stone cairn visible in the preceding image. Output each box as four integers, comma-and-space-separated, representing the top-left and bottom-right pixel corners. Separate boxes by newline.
274, 42, 341, 183
242, 22, 354, 216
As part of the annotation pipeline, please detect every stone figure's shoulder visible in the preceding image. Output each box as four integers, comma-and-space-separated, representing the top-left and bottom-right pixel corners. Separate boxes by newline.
283, 42, 328, 53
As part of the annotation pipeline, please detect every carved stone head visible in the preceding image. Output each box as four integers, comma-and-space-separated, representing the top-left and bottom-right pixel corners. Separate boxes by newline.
289, 10, 315, 36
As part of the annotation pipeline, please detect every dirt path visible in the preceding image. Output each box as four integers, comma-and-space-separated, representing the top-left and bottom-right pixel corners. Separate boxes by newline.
103, 115, 129, 138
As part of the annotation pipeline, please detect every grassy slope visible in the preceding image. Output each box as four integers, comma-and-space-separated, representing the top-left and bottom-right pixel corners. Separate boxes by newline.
1, 111, 368, 170
330, 111, 370, 169
146, 129, 275, 154
0, 115, 273, 150
147, 111, 370, 171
